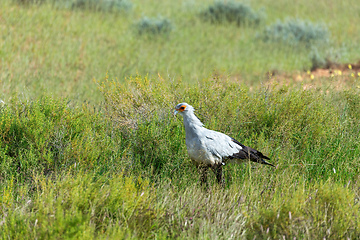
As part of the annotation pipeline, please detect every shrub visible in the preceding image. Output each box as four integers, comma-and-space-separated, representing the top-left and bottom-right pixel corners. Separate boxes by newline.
260, 18, 329, 46
135, 17, 173, 36
70, 0, 132, 12
308, 46, 346, 71
200, 0, 263, 26
309, 47, 331, 71
13, 0, 45, 5
13, 0, 132, 12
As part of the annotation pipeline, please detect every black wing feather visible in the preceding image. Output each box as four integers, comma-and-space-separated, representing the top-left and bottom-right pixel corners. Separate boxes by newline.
229, 138, 274, 167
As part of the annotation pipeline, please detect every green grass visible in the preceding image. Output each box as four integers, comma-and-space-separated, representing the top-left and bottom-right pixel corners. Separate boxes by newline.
1, 0, 360, 101
1, 0, 360, 238
1, 75, 360, 238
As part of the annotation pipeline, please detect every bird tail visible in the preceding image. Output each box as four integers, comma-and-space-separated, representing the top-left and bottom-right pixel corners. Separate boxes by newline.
261, 159, 275, 167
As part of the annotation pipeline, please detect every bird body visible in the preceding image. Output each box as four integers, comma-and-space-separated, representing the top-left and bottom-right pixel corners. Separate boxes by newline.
174, 102, 274, 186
185, 124, 242, 166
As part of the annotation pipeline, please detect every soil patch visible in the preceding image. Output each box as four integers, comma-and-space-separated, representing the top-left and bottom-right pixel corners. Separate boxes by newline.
265, 61, 360, 91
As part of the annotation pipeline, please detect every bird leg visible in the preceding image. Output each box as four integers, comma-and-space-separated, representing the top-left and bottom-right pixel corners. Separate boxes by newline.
198, 165, 209, 187
211, 163, 225, 188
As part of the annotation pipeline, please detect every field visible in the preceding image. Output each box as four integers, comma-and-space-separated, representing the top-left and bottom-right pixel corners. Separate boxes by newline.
1, 0, 360, 239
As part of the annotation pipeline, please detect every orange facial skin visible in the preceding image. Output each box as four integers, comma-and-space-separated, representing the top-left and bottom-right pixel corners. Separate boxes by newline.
176, 105, 186, 112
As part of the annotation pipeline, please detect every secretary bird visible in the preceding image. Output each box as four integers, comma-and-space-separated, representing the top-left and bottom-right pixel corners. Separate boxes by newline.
174, 102, 274, 187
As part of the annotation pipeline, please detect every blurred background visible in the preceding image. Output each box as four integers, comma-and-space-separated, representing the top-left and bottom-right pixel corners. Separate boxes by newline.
1, 0, 359, 102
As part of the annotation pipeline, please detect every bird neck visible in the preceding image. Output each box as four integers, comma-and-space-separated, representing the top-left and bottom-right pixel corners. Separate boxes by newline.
183, 112, 204, 129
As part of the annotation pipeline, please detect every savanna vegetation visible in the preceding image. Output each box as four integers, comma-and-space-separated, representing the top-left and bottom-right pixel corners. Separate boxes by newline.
1, 0, 360, 239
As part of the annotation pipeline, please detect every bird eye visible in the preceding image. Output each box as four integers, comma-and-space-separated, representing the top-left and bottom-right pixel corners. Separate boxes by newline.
180, 106, 185, 110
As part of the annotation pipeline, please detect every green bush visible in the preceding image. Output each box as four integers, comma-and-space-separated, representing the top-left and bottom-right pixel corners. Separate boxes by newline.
70, 0, 131, 12
13, 0, 45, 5
135, 17, 173, 36
13, 0, 132, 11
309, 47, 328, 70
200, 0, 263, 26
260, 18, 329, 46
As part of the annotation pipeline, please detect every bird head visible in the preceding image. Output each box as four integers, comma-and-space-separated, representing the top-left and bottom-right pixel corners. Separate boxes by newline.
174, 103, 194, 116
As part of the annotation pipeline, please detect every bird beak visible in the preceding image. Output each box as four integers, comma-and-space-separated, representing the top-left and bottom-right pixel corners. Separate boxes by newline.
174, 110, 178, 116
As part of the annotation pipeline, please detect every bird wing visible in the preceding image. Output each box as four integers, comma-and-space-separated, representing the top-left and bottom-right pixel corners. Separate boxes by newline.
202, 129, 243, 160
203, 129, 274, 167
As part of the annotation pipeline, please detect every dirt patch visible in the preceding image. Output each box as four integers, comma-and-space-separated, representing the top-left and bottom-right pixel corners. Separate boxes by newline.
311, 60, 360, 78
265, 61, 360, 91
214, 61, 360, 91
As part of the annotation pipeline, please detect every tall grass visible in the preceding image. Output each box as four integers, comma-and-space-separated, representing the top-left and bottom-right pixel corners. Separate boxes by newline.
2, 75, 359, 182
0, 75, 360, 239
1, 75, 360, 238
1, 172, 156, 239
99, 75, 360, 181
0, 96, 127, 182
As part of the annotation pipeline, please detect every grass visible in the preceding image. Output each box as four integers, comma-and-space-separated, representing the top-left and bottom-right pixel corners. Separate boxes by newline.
1, 0, 360, 238
2, 75, 360, 238
1, 0, 360, 101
